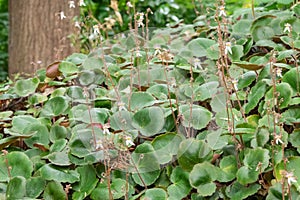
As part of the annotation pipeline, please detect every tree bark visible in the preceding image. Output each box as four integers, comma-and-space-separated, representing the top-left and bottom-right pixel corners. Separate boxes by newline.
9, 0, 80, 76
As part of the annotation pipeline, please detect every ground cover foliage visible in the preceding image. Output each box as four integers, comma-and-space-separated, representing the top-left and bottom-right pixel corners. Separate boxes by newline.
2, 0, 300, 199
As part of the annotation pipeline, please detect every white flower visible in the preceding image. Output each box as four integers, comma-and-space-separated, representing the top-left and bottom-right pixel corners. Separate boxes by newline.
274, 134, 283, 145
125, 136, 135, 147
74, 21, 81, 29
59, 11, 67, 20
93, 25, 101, 35
193, 58, 202, 70
102, 123, 111, 135
136, 50, 142, 57
284, 23, 292, 33
79, 0, 86, 6
286, 171, 297, 186
276, 68, 282, 77
95, 140, 103, 149
154, 46, 162, 56
126, 1, 133, 8
136, 12, 144, 27
219, 6, 226, 17
69, 1, 76, 8
225, 42, 232, 55
117, 102, 127, 111
232, 79, 238, 91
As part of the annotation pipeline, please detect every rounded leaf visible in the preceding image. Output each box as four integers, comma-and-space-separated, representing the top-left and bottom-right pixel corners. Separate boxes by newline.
40, 96, 69, 117
132, 107, 165, 137
141, 188, 167, 200
14, 78, 39, 97
178, 138, 212, 171
0, 151, 33, 182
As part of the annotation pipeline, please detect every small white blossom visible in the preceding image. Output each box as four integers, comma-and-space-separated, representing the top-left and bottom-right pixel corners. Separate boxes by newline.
286, 171, 297, 186
102, 123, 111, 135
193, 58, 202, 70
79, 0, 86, 6
154, 46, 162, 56
69, 1, 76, 8
125, 136, 135, 147
95, 140, 103, 149
232, 79, 238, 91
219, 6, 226, 17
126, 1, 133, 8
93, 24, 101, 35
117, 102, 127, 111
136, 12, 144, 27
74, 21, 81, 29
59, 11, 67, 20
274, 134, 283, 145
284, 23, 292, 33
225, 42, 232, 55
276, 68, 282, 77
136, 50, 142, 57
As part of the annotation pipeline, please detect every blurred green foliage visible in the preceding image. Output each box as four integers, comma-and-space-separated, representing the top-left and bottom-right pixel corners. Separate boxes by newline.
0, 0, 8, 81
0, 0, 297, 81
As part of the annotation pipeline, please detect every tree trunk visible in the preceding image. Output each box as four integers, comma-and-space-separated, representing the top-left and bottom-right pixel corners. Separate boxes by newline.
9, 0, 80, 76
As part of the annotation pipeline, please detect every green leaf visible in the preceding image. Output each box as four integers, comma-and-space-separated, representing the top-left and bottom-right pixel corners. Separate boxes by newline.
11, 115, 40, 135
50, 139, 67, 153
218, 155, 238, 182
6, 176, 26, 200
237, 148, 270, 185
90, 178, 127, 200
186, 38, 216, 57
189, 162, 220, 196
40, 164, 79, 183
72, 165, 98, 200
0, 111, 13, 120
49, 125, 68, 143
14, 77, 39, 97
225, 181, 261, 200
40, 96, 69, 117
178, 138, 212, 171
59, 61, 79, 75
180, 105, 212, 130
265, 82, 292, 109
232, 19, 252, 35
66, 53, 87, 65
289, 130, 300, 153
251, 128, 270, 148
130, 92, 156, 110
70, 105, 108, 124
46, 150, 71, 166
274, 156, 300, 191
194, 81, 219, 101
282, 67, 300, 95
206, 129, 228, 150
277, 0, 293, 4
230, 45, 244, 61
151, 133, 183, 164
245, 81, 267, 114
26, 177, 46, 198
43, 181, 66, 200
0, 151, 33, 182
131, 143, 160, 186
141, 188, 167, 200
238, 71, 257, 89
167, 166, 192, 199
266, 182, 300, 200
82, 57, 104, 70
132, 106, 165, 137
24, 124, 50, 148
110, 111, 134, 131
